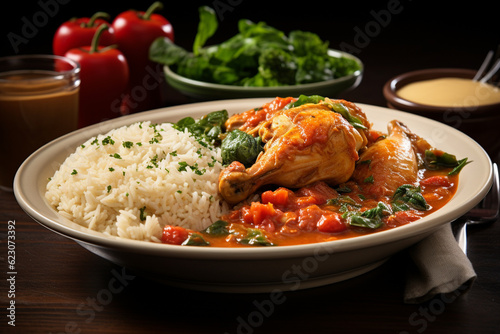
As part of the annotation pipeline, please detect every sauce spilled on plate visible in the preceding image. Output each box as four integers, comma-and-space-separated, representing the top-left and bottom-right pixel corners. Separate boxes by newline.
397, 77, 500, 107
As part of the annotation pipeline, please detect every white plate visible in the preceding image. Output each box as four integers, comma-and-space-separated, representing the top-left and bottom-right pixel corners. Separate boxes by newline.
14, 98, 492, 293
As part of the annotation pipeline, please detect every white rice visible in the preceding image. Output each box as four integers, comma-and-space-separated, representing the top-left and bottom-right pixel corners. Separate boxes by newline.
45, 121, 229, 243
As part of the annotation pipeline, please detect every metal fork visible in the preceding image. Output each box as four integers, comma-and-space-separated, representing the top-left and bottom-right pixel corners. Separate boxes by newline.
456, 162, 499, 254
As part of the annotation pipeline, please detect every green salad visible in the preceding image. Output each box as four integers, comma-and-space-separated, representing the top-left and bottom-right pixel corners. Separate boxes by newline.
149, 6, 361, 87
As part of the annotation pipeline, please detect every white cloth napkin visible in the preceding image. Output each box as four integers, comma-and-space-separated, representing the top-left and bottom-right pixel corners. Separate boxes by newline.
404, 223, 477, 304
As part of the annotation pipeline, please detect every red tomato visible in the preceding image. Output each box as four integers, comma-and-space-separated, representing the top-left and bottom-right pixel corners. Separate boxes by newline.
421, 175, 452, 187
64, 24, 129, 128
386, 211, 421, 228
238, 97, 297, 130
317, 212, 346, 233
297, 205, 324, 231
112, 1, 174, 114
261, 188, 291, 207
249, 202, 277, 226
162, 225, 189, 245
53, 12, 116, 56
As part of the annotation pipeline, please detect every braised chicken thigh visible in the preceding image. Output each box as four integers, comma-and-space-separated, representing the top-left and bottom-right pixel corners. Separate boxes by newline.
219, 101, 368, 204
352, 120, 429, 198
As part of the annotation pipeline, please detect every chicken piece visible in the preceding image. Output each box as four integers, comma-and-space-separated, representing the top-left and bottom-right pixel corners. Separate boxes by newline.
351, 120, 421, 198
219, 103, 367, 204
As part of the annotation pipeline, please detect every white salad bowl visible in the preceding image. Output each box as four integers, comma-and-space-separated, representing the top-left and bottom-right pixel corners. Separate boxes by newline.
14, 98, 493, 293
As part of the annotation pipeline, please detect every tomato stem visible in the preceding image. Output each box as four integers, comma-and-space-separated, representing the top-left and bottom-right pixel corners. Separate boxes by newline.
86, 12, 110, 27
142, 1, 163, 20
90, 24, 108, 54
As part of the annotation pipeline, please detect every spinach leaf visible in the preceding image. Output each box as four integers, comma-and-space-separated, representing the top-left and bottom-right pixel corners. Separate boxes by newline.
148, 6, 360, 87
203, 220, 230, 236
239, 228, 274, 246
348, 202, 392, 229
392, 184, 429, 211
424, 149, 471, 175
327, 195, 362, 218
323, 100, 367, 130
284, 94, 325, 109
334, 185, 352, 193
255, 48, 297, 86
149, 37, 189, 66
173, 109, 228, 145
193, 6, 218, 56
449, 158, 470, 176
288, 30, 329, 57
327, 195, 360, 209
182, 233, 210, 246
221, 129, 263, 167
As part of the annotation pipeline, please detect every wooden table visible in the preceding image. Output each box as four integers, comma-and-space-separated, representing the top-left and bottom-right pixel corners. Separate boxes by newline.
2, 1, 500, 333
1, 186, 500, 333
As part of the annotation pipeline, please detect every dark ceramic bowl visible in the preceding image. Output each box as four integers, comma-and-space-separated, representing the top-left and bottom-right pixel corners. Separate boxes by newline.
383, 68, 500, 158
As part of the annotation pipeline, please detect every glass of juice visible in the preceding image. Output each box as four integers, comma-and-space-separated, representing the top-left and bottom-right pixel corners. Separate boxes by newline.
0, 55, 80, 191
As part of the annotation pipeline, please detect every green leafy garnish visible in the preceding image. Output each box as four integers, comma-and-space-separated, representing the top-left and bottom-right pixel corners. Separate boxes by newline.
327, 195, 361, 215
363, 175, 374, 184
173, 109, 228, 145
449, 158, 470, 175
424, 150, 471, 175
392, 184, 429, 211
110, 153, 122, 159
323, 100, 367, 130
334, 185, 352, 193
122, 141, 134, 149
182, 233, 210, 246
139, 206, 147, 221
327, 195, 359, 208
284, 94, 325, 109
239, 228, 274, 246
347, 202, 392, 229
149, 7, 360, 87
102, 136, 115, 145
221, 129, 263, 167
203, 220, 230, 236
193, 6, 218, 56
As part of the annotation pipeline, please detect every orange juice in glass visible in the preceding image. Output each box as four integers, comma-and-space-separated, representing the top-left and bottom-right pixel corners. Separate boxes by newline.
0, 55, 80, 191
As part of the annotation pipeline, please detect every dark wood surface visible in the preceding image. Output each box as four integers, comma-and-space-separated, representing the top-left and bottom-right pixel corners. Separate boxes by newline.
2, 1, 500, 333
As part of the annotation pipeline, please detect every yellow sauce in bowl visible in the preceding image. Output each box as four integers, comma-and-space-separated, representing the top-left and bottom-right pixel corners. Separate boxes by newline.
397, 77, 500, 107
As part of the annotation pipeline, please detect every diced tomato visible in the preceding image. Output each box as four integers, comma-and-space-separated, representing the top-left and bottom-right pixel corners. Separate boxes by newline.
241, 206, 253, 224
162, 225, 189, 245
248, 202, 278, 226
257, 217, 276, 233
297, 205, 324, 231
317, 212, 346, 233
241, 97, 296, 129
265, 96, 297, 116
386, 211, 421, 228
295, 196, 319, 208
261, 188, 290, 206
421, 175, 452, 187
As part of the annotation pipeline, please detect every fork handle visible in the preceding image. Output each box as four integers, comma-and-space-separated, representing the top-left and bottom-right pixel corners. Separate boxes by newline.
456, 221, 468, 255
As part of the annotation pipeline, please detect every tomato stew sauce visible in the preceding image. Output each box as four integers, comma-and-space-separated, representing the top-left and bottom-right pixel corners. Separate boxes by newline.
162, 168, 458, 247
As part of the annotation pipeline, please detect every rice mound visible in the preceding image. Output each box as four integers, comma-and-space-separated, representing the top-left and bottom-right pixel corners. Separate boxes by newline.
45, 121, 229, 243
